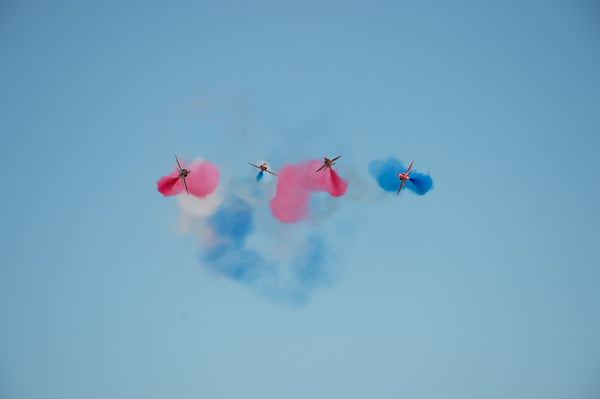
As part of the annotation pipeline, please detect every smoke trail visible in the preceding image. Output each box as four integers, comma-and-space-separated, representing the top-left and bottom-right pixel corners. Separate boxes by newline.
201, 197, 271, 283
289, 233, 331, 295
260, 233, 335, 305
157, 176, 180, 196
270, 160, 348, 223
256, 171, 264, 181
407, 174, 434, 195
185, 160, 220, 198
157, 159, 220, 199
179, 189, 335, 305
369, 157, 433, 195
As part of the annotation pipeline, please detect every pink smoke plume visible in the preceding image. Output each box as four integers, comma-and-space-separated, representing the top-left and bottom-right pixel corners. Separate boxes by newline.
270, 159, 348, 223
157, 160, 219, 198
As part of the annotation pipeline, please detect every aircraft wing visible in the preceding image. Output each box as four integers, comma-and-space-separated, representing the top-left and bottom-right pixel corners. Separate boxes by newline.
266, 169, 278, 176
247, 162, 260, 169
406, 160, 414, 175
331, 155, 342, 162
175, 155, 183, 171
315, 164, 327, 173
182, 177, 190, 194
396, 181, 405, 196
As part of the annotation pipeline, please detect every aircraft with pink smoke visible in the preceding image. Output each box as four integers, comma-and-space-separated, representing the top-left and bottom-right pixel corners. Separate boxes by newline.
315, 155, 342, 173
157, 155, 219, 198
175, 155, 191, 194
247, 162, 278, 176
396, 160, 414, 195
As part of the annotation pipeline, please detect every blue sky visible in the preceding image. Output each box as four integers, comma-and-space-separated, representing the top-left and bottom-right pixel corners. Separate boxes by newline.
1, 1, 599, 398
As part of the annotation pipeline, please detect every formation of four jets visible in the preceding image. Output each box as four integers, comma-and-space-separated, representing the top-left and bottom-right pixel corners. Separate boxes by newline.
173, 155, 416, 196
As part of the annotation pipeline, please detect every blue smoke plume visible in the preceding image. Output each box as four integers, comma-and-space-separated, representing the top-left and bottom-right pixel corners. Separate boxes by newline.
256, 171, 264, 181
368, 157, 433, 195
203, 197, 269, 283
292, 234, 329, 288
200, 195, 332, 305
257, 233, 333, 305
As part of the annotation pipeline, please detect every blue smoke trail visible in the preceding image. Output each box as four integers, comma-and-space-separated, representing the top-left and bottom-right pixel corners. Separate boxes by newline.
407, 174, 433, 195
206, 197, 253, 252
203, 197, 269, 283
260, 233, 333, 305
256, 171, 264, 181
292, 234, 329, 288
368, 157, 433, 195
200, 195, 332, 304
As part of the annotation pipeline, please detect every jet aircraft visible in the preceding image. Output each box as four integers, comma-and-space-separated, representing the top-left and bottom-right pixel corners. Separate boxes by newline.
315, 155, 342, 173
247, 162, 278, 176
175, 155, 191, 194
396, 160, 414, 195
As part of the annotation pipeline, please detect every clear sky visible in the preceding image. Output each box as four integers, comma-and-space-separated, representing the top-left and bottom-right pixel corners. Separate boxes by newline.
1, 1, 599, 398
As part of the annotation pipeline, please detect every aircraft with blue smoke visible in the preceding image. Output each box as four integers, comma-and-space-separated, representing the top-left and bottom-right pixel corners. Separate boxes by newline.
396, 160, 415, 195
247, 162, 278, 176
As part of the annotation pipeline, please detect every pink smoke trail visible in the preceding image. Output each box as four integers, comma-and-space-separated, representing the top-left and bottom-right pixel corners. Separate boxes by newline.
157, 176, 181, 196
156, 160, 219, 198
270, 160, 348, 223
